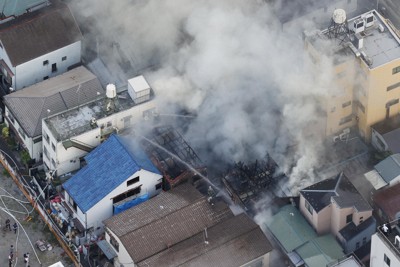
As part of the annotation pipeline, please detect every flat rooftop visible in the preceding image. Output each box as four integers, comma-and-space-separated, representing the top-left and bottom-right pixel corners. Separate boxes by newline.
312, 10, 400, 69
44, 88, 154, 141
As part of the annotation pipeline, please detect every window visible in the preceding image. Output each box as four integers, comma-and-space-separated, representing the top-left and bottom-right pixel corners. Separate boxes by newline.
331, 106, 336, 113
112, 186, 142, 204
18, 127, 26, 140
387, 82, 400, 91
51, 143, 55, 151
62, 56, 67, 61
356, 241, 360, 249
342, 101, 351, 108
393, 66, 400, 75
123, 116, 132, 126
358, 102, 365, 113
305, 200, 313, 215
43, 146, 49, 160
362, 237, 367, 245
346, 214, 353, 224
360, 216, 364, 223
110, 235, 119, 252
43, 76, 49, 80
376, 136, 386, 150
384, 254, 391, 266
33, 137, 42, 144
7, 111, 15, 124
106, 121, 112, 127
155, 182, 162, 190
127, 176, 139, 186
43, 60, 48, 66
339, 115, 352, 125
43, 132, 50, 143
51, 63, 57, 73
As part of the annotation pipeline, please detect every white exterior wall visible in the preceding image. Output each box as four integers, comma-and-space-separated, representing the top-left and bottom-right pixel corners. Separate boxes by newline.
370, 233, 400, 267
63, 169, 161, 234
105, 231, 134, 267
43, 99, 157, 175
84, 169, 162, 232
13, 41, 81, 90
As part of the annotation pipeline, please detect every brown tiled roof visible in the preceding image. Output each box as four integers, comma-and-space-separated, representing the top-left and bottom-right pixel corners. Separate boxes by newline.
0, 1, 82, 66
104, 183, 234, 262
137, 213, 273, 267
374, 183, 400, 220
3, 66, 104, 137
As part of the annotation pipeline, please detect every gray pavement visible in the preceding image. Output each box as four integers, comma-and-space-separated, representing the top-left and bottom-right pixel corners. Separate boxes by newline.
0, 165, 69, 267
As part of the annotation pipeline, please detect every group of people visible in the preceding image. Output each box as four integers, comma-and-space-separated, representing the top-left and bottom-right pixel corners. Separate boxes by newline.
4, 218, 18, 234
8, 245, 30, 267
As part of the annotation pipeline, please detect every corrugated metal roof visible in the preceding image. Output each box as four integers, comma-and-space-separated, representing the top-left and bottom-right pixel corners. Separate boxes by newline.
104, 183, 234, 263
296, 235, 344, 267
63, 134, 160, 213
374, 154, 400, 183
0, 1, 82, 66
3, 66, 104, 137
267, 205, 317, 252
374, 183, 400, 220
137, 213, 273, 267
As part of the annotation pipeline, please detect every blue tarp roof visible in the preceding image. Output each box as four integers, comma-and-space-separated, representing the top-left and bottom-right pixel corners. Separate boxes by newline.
63, 134, 160, 213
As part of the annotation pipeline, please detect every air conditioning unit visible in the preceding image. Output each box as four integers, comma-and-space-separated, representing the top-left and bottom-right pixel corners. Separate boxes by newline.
333, 136, 340, 142
342, 128, 351, 134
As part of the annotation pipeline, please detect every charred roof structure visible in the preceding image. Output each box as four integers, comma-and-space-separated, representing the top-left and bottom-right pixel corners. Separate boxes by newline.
141, 125, 206, 190
222, 154, 286, 214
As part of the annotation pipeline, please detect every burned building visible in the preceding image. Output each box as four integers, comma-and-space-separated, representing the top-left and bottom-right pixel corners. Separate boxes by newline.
222, 154, 286, 214
141, 125, 207, 190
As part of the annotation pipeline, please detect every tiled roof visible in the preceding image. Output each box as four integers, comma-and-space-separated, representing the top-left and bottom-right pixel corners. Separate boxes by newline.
63, 134, 160, 213
300, 173, 371, 213
3, 66, 103, 137
104, 183, 234, 262
0, 1, 82, 66
374, 154, 400, 183
137, 213, 273, 267
374, 183, 400, 220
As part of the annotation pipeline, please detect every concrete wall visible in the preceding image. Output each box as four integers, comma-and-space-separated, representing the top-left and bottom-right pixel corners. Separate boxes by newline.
14, 41, 81, 90
300, 195, 332, 234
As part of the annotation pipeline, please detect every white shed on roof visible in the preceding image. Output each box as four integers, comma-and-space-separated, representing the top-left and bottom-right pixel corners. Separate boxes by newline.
127, 75, 151, 104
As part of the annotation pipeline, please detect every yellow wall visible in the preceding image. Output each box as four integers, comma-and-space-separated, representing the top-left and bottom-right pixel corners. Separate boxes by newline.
306, 35, 400, 141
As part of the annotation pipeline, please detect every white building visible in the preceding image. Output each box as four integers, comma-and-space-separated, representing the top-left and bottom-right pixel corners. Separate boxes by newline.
3, 66, 104, 161
370, 227, 400, 267
42, 75, 157, 176
62, 134, 162, 238
0, 1, 82, 91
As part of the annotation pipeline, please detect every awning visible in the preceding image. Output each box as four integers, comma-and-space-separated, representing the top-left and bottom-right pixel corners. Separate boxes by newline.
97, 240, 117, 260
364, 170, 387, 190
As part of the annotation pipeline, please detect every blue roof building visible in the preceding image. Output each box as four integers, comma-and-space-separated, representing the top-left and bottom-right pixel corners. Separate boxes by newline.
62, 134, 162, 235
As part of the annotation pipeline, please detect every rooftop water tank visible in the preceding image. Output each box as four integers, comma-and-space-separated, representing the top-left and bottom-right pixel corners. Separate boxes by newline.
106, 84, 117, 99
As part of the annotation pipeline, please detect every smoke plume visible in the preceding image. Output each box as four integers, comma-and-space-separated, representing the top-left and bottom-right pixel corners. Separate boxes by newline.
70, 0, 341, 194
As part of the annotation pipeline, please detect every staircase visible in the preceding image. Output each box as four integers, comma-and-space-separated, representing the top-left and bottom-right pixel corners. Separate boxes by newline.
62, 139, 94, 152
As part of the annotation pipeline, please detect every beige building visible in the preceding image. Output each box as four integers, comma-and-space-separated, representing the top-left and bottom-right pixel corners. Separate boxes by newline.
305, 9, 400, 141
299, 172, 376, 253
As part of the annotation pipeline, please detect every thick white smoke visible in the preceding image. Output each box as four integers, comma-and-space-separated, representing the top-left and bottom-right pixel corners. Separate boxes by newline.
70, 0, 341, 193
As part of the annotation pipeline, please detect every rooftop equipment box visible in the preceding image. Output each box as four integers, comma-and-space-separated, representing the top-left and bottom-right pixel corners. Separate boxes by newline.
127, 75, 151, 104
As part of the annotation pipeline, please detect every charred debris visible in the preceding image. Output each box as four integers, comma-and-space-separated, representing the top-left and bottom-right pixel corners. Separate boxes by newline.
222, 154, 287, 215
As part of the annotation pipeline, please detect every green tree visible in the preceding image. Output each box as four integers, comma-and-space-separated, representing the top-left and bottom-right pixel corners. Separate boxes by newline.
21, 150, 31, 167
2, 126, 9, 139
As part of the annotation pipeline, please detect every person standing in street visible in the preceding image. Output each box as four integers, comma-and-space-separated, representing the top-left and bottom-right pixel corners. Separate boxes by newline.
24, 252, 30, 267
12, 222, 17, 234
